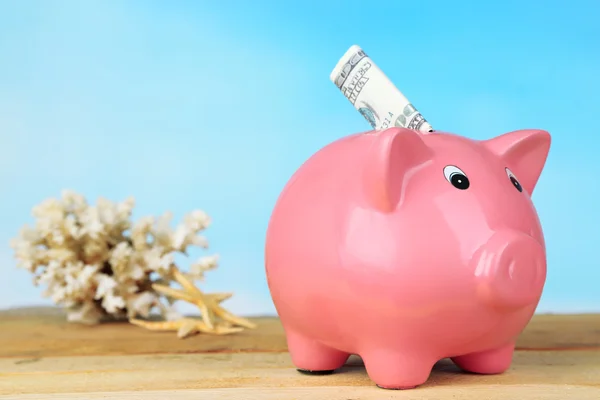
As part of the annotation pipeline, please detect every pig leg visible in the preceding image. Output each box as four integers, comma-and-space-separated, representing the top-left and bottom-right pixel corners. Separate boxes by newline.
286, 330, 349, 374
361, 349, 436, 389
451, 342, 515, 374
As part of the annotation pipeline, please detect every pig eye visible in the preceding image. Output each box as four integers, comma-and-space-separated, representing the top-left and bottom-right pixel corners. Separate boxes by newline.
443, 165, 470, 190
505, 168, 523, 192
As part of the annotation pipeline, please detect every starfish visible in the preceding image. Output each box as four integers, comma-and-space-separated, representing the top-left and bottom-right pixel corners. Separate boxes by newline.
129, 317, 244, 338
151, 268, 257, 331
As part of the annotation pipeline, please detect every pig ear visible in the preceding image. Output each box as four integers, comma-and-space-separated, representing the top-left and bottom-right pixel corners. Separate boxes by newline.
363, 127, 433, 212
482, 129, 551, 195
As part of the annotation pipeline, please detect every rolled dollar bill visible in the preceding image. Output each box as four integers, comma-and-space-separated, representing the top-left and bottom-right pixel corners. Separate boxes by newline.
330, 45, 433, 133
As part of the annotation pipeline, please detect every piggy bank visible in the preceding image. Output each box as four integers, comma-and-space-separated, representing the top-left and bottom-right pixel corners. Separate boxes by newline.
265, 127, 551, 389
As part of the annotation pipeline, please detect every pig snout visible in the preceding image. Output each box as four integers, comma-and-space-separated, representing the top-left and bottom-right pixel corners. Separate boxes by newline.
472, 230, 546, 311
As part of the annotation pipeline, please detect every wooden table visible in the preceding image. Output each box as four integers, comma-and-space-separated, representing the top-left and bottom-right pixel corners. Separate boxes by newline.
0, 307, 599, 399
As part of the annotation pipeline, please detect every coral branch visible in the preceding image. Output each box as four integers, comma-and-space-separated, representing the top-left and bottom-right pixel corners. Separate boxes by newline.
9, 190, 255, 338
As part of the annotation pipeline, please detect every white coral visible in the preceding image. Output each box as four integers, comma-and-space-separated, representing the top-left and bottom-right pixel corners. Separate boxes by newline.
9, 190, 219, 324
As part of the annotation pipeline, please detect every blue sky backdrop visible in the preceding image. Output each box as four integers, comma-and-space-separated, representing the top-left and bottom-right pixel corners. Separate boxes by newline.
1, 0, 598, 315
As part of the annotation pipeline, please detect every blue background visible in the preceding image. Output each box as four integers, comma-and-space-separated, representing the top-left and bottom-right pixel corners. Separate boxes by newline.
1, 0, 598, 315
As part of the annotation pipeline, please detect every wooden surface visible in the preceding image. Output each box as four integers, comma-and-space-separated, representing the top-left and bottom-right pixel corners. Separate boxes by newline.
0, 308, 599, 399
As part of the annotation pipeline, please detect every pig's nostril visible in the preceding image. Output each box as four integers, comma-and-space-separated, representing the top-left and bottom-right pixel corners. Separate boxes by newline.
507, 260, 516, 280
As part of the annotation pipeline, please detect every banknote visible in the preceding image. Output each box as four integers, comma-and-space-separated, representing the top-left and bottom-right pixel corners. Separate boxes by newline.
330, 45, 433, 133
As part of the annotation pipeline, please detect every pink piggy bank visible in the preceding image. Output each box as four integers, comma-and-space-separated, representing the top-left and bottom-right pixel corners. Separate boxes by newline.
265, 127, 551, 389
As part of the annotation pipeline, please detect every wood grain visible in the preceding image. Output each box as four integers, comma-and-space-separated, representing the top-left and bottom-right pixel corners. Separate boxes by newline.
0, 309, 286, 358
0, 308, 599, 399
4, 386, 600, 400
